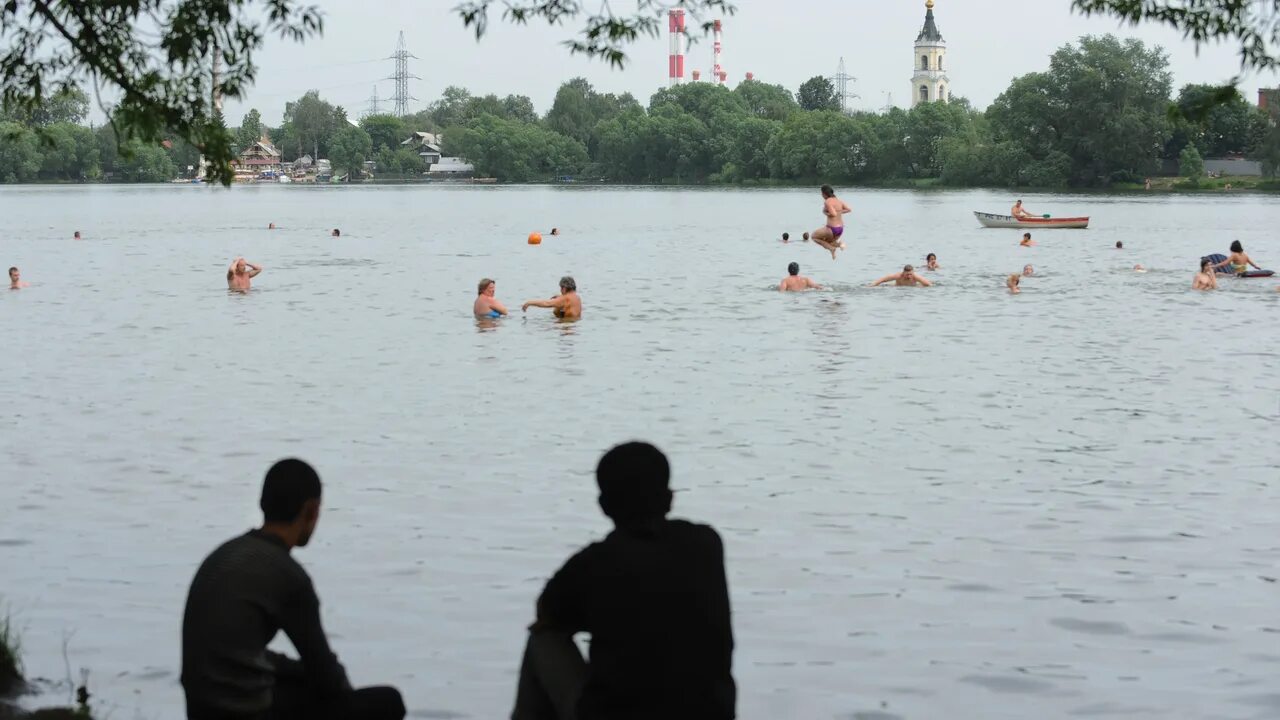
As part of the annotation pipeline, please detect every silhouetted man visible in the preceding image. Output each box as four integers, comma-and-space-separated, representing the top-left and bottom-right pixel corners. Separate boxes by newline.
181, 459, 406, 720
511, 442, 736, 720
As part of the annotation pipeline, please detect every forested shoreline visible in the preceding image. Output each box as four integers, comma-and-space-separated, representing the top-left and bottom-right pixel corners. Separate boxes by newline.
2, 35, 1277, 189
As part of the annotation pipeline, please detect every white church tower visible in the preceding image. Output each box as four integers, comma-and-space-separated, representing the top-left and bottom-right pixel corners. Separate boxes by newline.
911, 0, 949, 107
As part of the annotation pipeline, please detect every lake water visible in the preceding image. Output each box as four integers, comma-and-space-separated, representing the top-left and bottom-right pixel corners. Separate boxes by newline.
2, 184, 1279, 720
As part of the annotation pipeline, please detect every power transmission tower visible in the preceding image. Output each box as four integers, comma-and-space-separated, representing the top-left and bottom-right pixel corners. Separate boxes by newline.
387, 32, 420, 117
881, 93, 894, 113
830, 57, 858, 114
366, 86, 382, 117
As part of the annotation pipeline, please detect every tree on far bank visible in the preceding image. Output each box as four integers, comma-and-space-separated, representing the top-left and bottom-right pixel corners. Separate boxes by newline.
796, 76, 840, 112
733, 79, 798, 122
282, 91, 346, 161
360, 114, 408, 153
1167, 84, 1268, 159
236, 109, 264, 151
1179, 144, 1205, 183
327, 125, 372, 180
988, 35, 1172, 186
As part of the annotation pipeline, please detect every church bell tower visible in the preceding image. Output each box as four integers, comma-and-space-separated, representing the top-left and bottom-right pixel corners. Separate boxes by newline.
911, 0, 949, 107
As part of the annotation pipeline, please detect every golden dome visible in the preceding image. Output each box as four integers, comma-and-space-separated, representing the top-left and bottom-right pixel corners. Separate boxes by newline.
926, 0, 934, 8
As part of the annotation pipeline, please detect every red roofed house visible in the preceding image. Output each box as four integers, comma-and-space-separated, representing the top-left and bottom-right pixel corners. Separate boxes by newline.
233, 133, 283, 181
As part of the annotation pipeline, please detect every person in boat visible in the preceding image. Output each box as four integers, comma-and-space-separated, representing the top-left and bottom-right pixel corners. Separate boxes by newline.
1011, 200, 1034, 219
925, 253, 939, 270
510, 441, 736, 720
227, 257, 263, 291
1023, 264, 1034, 277
1210, 240, 1262, 275
9, 266, 29, 289
1193, 257, 1218, 291
181, 458, 407, 720
523, 276, 582, 320
1020, 233, 1035, 247
779, 262, 821, 292
1007, 274, 1021, 294
871, 265, 933, 287
474, 278, 509, 319
810, 185, 851, 260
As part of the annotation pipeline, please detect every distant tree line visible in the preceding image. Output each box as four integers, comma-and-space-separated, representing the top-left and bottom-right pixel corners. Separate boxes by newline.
2, 34, 1278, 187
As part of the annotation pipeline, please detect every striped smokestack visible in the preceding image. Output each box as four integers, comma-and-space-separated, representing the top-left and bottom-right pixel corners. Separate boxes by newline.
668, 10, 686, 86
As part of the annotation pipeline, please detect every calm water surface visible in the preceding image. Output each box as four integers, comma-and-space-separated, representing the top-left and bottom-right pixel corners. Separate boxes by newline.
2, 185, 1279, 720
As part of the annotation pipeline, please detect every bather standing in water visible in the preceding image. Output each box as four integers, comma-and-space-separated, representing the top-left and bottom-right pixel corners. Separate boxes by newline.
227, 257, 263, 291
778, 262, 821, 292
9, 266, 29, 289
1193, 257, 1218, 290
523, 276, 582, 320
474, 278, 508, 319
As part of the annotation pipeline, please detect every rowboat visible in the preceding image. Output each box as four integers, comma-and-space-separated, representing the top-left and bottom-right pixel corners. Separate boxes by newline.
974, 211, 1089, 229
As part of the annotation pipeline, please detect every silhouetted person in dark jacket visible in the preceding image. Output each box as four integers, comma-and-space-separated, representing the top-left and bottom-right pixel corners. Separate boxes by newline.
181, 458, 406, 720
511, 442, 736, 720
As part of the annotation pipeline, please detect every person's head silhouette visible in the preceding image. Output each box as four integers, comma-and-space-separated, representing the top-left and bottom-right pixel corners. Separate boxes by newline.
596, 442, 673, 529
259, 458, 323, 547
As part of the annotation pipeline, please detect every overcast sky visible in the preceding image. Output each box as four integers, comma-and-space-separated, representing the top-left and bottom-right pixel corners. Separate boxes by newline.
218, 0, 1278, 126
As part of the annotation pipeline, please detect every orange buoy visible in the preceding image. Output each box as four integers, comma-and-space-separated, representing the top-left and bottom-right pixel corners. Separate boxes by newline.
528, 232, 542, 245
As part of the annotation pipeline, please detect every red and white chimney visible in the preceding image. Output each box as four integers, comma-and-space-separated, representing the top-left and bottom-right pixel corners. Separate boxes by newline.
668, 10, 686, 86
712, 20, 725, 85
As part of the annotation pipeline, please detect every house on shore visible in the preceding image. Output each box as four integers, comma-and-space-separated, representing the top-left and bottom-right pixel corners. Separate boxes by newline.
402, 132, 444, 166
234, 134, 284, 181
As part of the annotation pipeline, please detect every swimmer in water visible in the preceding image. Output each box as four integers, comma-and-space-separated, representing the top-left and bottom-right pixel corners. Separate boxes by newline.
227, 257, 263, 291
1023, 264, 1034, 277
781, 233, 790, 244
779, 262, 822, 292
9, 266, 29, 289
1007, 274, 1021, 294
802, 232, 810, 242
73, 231, 81, 240
1134, 264, 1146, 273
523, 276, 582, 320
474, 278, 508, 319
550, 228, 560, 236
1115, 241, 1123, 249
810, 185, 851, 260
1193, 257, 1218, 290
331, 228, 341, 238
268, 223, 276, 230
925, 253, 939, 270
1020, 232, 1035, 247
1210, 240, 1262, 276
871, 265, 933, 287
